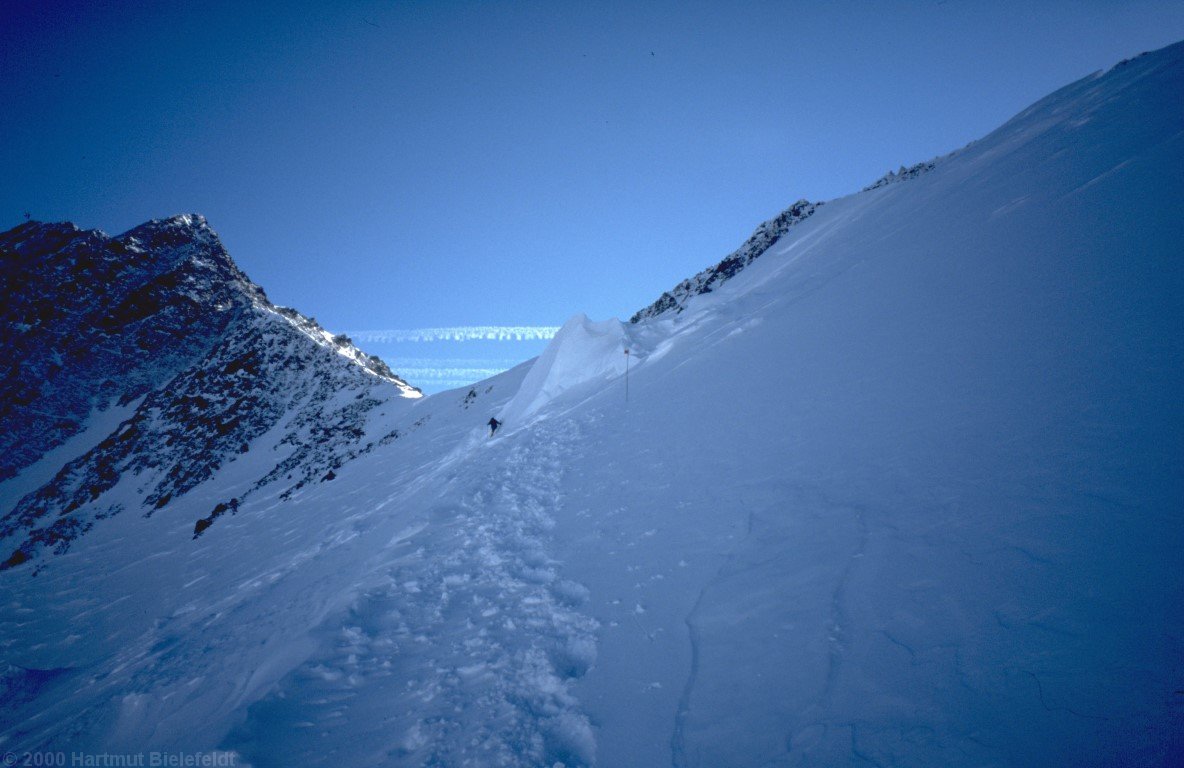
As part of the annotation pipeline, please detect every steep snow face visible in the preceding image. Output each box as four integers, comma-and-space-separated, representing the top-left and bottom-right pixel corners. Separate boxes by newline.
0, 215, 418, 569
3, 41, 1184, 768
581, 42, 1184, 767
498, 313, 630, 427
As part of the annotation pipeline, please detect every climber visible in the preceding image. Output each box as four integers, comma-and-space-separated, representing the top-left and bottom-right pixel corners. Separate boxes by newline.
488, 417, 502, 437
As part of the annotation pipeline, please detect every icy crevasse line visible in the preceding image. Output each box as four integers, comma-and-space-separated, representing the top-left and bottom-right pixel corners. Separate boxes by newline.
670, 574, 706, 768
671, 510, 756, 768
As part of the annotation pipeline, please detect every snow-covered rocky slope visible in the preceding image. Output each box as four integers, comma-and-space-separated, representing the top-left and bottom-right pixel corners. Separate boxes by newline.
0, 215, 420, 569
3, 41, 1183, 767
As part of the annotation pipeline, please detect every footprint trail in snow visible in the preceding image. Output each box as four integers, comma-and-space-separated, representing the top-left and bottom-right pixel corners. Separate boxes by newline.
228, 419, 599, 767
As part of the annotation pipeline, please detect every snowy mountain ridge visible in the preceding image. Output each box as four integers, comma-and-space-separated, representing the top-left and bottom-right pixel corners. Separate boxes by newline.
629, 198, 820, 323
861, 157, 940, 191
0, 215, 419, 569
628, 150, 945, 325
2, 39, 1183, 768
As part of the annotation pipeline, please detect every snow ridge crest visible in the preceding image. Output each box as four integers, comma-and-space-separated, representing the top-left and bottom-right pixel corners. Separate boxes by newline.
630, 199, 820, 323
862, 158, 939, 191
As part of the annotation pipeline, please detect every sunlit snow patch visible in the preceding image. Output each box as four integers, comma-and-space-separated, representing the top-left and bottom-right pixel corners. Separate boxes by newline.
499, 313, 631, 427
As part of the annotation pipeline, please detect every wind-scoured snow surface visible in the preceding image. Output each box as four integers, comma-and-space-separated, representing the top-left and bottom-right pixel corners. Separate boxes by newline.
4, 42, 1184, 766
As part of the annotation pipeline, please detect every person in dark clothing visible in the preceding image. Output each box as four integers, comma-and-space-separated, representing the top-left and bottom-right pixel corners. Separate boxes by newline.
488, 417, 502, 437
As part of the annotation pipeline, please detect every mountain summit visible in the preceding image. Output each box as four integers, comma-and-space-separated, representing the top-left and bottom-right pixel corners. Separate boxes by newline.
0, 215, 419, 568
2, 41, 1182, 767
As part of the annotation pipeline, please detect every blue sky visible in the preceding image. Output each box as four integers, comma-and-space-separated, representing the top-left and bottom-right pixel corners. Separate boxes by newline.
4, 1, 1183, 392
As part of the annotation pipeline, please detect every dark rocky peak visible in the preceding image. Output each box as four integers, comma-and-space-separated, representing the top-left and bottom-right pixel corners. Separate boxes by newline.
113, 214, 259, 294
118, 212, 217, 249
1, 215, 261, 334
1, 213, 421, 565
0, 216, 267, 484
0, 220, 85, 260
1, 214, 420, 571
1, 222, 109, 296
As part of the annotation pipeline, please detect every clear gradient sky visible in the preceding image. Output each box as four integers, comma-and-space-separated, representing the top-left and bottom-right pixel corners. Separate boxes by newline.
4, 1, 1183, 391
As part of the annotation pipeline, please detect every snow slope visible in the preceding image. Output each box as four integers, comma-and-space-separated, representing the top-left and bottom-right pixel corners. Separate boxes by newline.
3, 41, 1184, 767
